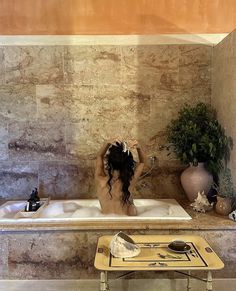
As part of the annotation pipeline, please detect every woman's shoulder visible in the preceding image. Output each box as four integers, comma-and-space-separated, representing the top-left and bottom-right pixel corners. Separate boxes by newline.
96, 175, 109, 186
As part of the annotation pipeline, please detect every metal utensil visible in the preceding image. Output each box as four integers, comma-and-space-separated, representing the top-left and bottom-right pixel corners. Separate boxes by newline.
144, 243, 160, 248
157, 252, 181, 259
190, 249, 198, 257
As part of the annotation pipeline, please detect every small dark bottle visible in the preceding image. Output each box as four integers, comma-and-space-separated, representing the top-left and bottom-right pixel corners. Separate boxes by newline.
25, 188, 41, 212
33, 188, 41, 210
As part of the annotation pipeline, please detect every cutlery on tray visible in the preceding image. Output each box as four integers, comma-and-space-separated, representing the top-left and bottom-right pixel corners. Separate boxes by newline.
157, 252, 181, 259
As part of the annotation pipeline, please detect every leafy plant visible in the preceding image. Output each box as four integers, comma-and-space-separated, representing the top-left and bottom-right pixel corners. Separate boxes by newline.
214, 167, 234, 198
166, 103, 231, 174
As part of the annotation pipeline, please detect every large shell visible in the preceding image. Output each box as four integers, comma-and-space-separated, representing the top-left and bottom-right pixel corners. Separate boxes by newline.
110, 232, 141, 258
190, 191, 213, 213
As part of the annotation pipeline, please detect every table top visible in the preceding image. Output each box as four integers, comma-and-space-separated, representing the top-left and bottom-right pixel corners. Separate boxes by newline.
94, 235, 224, 271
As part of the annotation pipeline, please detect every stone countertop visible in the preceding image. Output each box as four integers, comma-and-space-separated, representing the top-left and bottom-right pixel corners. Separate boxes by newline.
0, 199, 235, 232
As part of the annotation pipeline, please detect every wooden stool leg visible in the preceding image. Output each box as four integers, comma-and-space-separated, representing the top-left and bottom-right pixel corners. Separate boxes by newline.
206, 271, 213, 291
187, 270, 191, 291
100, 271, 108, 291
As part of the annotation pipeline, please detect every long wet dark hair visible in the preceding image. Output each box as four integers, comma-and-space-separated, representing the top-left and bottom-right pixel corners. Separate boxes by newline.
106, 142, 135, 205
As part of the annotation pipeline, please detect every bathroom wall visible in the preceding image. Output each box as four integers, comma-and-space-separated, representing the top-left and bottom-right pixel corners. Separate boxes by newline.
0, 44, 212, 200
212, 29, 236, 187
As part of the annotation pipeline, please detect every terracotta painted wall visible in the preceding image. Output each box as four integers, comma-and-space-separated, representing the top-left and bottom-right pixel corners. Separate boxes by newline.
0, 0, 236, 35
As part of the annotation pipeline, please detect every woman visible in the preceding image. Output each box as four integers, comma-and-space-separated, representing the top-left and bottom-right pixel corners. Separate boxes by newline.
95, 139, 145, 216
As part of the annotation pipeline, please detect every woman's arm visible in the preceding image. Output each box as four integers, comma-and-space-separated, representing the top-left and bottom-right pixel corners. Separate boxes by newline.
128, 203, 138, 216
95, 142, 111, 180
128, 140, 146, 181
133, 144, 146, 180
128, 195, 138, 216
136, 145, 146, 164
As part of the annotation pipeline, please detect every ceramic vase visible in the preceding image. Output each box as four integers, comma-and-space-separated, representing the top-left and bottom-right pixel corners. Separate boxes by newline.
180, 163, 213, 202
215, 196, 232, 216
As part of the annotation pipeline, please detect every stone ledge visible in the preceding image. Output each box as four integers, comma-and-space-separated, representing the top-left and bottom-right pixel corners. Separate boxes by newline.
0, 200, 235, 232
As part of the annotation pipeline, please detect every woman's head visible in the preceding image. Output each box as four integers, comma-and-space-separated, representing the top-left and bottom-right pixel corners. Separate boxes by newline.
106, 142, 135, 204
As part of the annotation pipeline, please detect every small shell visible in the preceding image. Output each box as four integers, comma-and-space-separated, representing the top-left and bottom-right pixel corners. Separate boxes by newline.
190, 191, 213, 213
110, 232, 141, 258
229, 210, 236, 221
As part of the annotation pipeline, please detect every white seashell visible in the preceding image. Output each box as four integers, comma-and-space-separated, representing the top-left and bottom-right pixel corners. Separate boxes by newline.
229, 210, 236, 221
190, 191, 213, 213
110, 232, 141, 258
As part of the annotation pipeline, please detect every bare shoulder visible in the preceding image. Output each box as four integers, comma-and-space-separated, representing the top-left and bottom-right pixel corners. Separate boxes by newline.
96, 174, 108, 187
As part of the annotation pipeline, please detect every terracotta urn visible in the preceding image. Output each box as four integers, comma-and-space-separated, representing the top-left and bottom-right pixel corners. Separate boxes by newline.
215, 196, 232, 216
180, 163, 213, 202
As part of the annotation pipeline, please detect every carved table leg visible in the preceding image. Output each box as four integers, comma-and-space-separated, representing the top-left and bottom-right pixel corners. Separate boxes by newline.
187, 270, 191, 291
100, 271, 108, 291
206, 271, 213, 291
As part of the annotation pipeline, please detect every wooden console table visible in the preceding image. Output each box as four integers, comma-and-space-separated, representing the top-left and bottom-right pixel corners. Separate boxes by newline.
94, 235, 224, 291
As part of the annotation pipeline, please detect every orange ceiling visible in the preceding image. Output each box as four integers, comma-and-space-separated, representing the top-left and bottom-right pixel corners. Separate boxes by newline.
0, 0, 236, 35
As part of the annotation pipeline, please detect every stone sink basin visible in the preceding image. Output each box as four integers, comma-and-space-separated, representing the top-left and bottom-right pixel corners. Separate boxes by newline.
0, 199, 191, 223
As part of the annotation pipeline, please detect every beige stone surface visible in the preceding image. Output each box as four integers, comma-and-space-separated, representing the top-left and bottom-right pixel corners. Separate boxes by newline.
8, 122, 66, 161
179, 45, 212, 85
0, 85, 36, 122
36, 85, 66, 122
0, 44, 212, 199
4, 46, 63, 84
121, 45, 179, 91
179, 45, 212, 103
0, 235, 8, 278
135, 169, 185, 200
0, 124, 8, 160
0, 161, 38, 199
64, 46, 122, 85
0, 48, 4, 84
7, 232, 89, 279
39, 161, 95, 198
65, 85, 151, 159
212, 29, 236, 188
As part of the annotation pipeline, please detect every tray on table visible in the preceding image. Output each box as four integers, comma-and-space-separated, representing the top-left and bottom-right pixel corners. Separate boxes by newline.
94, 235, 224, 271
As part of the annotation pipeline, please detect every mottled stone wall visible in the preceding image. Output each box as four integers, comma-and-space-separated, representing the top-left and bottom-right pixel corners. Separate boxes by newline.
0, 45, 211, 200
0, 229, 235, 279
212, 30, 236, 188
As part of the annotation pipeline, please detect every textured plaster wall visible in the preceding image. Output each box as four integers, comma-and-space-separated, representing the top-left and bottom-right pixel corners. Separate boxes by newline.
212, 30, 236, 188
0, 44, 212, 200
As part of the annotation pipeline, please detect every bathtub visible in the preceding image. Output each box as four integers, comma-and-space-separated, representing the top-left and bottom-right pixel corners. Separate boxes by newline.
0, 199, 191, 223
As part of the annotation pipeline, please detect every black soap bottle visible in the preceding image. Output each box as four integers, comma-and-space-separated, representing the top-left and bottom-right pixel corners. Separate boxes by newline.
25, 188, 40, 212
34, 188, 41, 210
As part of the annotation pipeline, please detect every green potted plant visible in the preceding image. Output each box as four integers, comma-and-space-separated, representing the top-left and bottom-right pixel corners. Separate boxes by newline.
166, 102, 230, 202
214, 167, 234, 215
